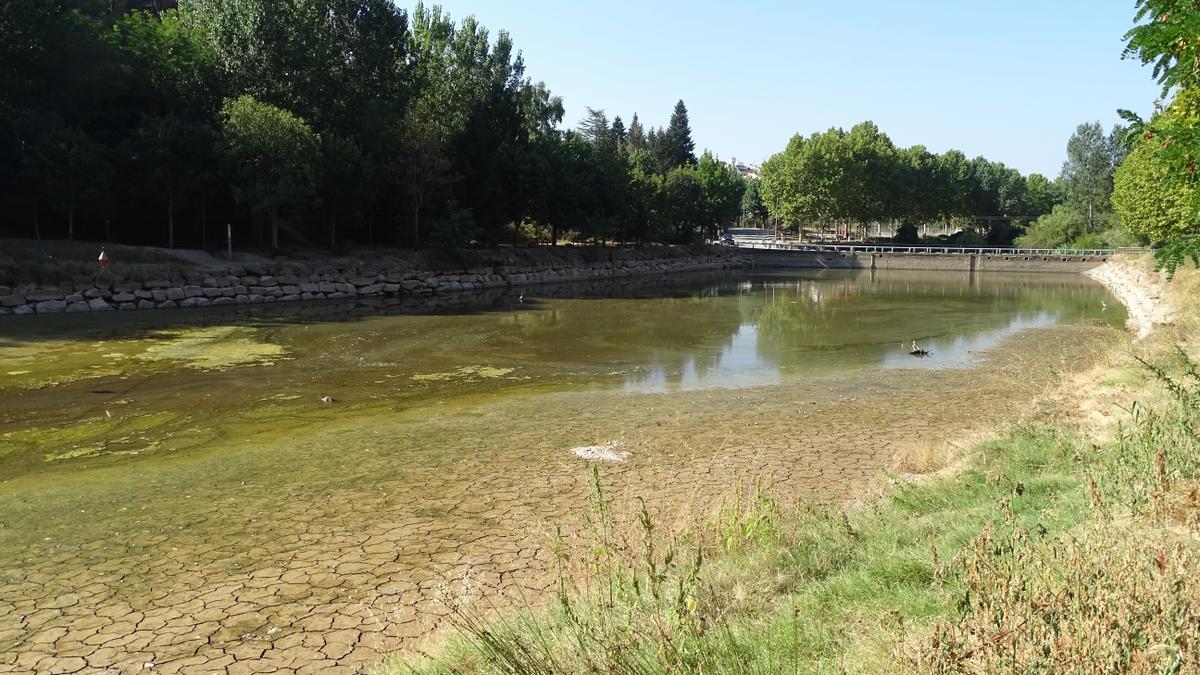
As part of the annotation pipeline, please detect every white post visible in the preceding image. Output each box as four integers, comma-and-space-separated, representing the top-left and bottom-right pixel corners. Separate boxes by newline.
226, 223, 232, 261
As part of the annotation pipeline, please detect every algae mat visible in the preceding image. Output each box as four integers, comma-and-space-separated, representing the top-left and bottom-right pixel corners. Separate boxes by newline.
0, 270, 1125, 674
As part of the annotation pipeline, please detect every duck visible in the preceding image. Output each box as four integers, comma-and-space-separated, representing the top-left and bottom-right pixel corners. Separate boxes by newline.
910, 341, 930, 357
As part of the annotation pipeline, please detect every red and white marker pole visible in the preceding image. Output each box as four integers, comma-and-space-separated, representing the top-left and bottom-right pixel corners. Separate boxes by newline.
98, 248, 108, 267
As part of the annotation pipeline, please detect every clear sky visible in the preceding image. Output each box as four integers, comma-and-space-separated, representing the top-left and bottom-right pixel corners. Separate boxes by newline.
414, 1, 1163, 178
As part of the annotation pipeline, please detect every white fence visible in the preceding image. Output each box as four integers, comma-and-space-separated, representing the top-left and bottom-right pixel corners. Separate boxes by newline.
728, 240, 1149, 257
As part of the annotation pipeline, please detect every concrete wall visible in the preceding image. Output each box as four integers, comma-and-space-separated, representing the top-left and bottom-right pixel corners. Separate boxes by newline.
747, 249, 1108, 273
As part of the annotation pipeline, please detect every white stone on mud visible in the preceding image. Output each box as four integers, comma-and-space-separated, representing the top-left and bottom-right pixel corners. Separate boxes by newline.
570, 442, 629, 462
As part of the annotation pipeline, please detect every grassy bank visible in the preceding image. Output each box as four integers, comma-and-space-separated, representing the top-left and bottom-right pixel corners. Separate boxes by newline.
384, 258, 1200, 674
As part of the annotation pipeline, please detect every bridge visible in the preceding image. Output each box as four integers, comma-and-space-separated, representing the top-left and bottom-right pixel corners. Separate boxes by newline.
733, 240, 1149, 273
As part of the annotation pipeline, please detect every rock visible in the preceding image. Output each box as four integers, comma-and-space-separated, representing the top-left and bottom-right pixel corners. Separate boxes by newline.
84, 288, 107, 299
113, 292, 136, 303
212, 297, 236, 306
137, 300, 155, 310
26, 289, 64, 302
65, 301, 91, 312
88, 297, 113, 311
279, 294, 301, 302
318, 282, 336, 294
65, 293, 84, 303
151, 289, 168, 302
165, 287, 185, 301
259, 276, 278, 287
35, 300, 67, 313
182, 285, 204, 298
0, 285, 9, 296
118, 302, 136, 311
1, 293, 26, 307
12, 304, 34, 315
157, 300, 178, 308
300, 282, 320, 293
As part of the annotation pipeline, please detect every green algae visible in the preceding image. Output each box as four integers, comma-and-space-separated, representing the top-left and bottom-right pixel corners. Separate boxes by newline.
412, 365, 517, 382
135, 326, 289, 370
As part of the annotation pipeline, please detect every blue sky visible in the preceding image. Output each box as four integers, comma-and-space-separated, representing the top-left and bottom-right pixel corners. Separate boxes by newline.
418, 1, 1162, 177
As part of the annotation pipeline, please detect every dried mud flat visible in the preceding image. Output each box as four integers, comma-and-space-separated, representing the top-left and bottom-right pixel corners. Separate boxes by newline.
0, 325, 1121, 674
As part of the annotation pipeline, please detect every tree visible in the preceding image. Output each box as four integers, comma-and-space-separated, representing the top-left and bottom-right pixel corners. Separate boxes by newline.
658, 167, 704, 243
25, 126, 112, 241
397, 100, 451, 247
317, 130, 365, 251
1059, 122, 1124, 226
221, 95, 319, 249
654, 100, 696, 171
129, 114, 217, 248
1113, 134, 1198, 243
627, 113, 645, 150
740, 178, 768, 226
1023, 173, 1060, 219
695, 152, 744, 238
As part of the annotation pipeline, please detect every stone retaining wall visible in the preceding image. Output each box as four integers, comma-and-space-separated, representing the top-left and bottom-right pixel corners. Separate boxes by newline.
0, 249, 751, 316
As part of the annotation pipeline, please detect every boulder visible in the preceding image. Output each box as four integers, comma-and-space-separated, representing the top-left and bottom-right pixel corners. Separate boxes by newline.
88, 297, 113, 311
35, 300, 67, 313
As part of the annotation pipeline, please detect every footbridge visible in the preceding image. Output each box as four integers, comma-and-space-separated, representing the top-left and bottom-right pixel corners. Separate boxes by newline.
739, 243, 1147, 274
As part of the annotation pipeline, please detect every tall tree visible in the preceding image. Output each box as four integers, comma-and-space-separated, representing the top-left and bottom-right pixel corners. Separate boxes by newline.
655, 100, 696, 171
627, 113, 645, 150
25, 126, 112, 241
1059, 122, 1124, 226
221, 95, 319, 249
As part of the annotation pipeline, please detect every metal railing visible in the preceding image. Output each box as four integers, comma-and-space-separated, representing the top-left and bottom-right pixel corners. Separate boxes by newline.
729, 240, 1150, 257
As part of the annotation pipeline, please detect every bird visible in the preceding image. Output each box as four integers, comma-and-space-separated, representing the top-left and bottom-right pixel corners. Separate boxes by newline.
1101, 300, 1108, 312
320, 395, 335, 404
518, 293, 524, 303
910, 341, 930, 357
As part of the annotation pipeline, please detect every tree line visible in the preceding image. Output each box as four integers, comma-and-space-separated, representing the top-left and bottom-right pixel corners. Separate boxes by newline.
0, 1, 746, 250
758, 119, 1137, 247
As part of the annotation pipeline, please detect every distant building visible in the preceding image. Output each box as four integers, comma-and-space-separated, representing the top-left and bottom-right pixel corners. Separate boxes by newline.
727, 158, 762, 180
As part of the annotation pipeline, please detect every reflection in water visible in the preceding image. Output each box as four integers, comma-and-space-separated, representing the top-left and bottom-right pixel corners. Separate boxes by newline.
0, 268, 1124, 480
623, 270, 1125, 392
627, 323, 781, 393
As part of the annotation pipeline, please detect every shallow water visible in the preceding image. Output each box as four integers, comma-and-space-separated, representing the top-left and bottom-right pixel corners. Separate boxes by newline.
0, 268, 1125, 673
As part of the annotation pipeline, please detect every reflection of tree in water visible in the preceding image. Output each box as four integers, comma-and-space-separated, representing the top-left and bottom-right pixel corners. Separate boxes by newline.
742, 271, 1118, 373
501, 284, 749, 390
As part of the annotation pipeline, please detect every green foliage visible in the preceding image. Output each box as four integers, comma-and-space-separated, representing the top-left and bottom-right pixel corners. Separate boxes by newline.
1113, 128, 1199, 243
1015, 204, 1121, 249
428, 204, 480, 251
1058, 122, 1126, 219
1124, 0, 1200, 95
220, 95, 319, 248
740, 178, 769, 226
1153, 236, 1200, 279
759, 121, 1051, 242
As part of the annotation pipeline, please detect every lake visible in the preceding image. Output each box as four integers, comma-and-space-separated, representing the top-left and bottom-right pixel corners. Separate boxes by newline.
0, 268, 1125, 673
